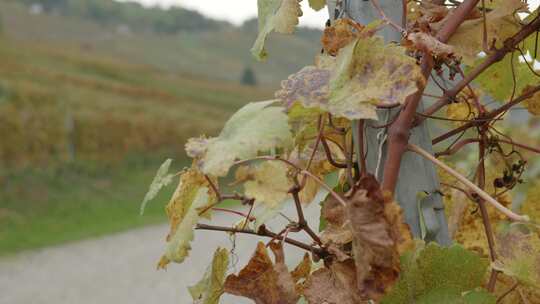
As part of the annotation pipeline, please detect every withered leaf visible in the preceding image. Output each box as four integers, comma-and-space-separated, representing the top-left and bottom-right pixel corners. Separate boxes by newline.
224, 242, 305, 304
345, 175, 413, 301
404, 32, 454, 57
303, 259, 363, 304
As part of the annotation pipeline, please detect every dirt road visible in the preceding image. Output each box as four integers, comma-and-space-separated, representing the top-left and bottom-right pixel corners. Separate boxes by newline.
0, 203, 321, 304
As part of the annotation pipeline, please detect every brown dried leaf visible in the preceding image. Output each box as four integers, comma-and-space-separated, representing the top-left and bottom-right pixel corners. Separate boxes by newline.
223, 242, 302, 304
303, 259, 363, 304
322, 19, 363, 56
345, 175, 413, 300
404, 32, 454, 57
320, 195, 353, 246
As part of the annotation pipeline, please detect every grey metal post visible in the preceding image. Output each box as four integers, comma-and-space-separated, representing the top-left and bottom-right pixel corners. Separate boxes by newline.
328, 0, 451, 245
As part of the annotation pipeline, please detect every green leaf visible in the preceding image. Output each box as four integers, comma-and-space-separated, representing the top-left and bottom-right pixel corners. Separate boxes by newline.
252, 0, 302, 60
188, 247, 229, 304
493, 225, 540, 288
308, 0, 325, 11
286, 101, 325, 150
462, 290, 497, 304
381, 243, 490, 304
186, 100, 293, 177
140, 158, 173, 215
328, 37, 424, 120
471, 55, 537, 102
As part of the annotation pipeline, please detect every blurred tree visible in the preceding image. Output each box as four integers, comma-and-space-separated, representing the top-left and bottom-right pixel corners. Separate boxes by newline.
240, 67, 257, 86
12, 0, 226, 33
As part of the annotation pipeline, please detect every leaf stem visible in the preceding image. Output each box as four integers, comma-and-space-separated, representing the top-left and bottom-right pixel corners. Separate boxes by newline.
408, 143, 529, 222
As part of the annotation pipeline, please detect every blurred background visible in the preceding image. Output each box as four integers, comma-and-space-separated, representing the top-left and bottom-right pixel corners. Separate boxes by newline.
0, 1, 325, 303
1, 1, 539, 303
0, 0, 326, 254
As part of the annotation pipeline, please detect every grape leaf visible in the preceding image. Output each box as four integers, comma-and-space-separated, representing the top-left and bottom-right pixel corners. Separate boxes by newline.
322, 19, 361, 56
328, 37, 425, 120
186, 100, 293, 177
157, 167, 215, 269
447, 0, 527, 64
320, 194, 353, 246
303, 259, 363, 304
521, 180, 540, 222
277, 36, 424, 121
346, 175, 413, 300
223, 242, 305, 304
471, 55, 536, 102
522, 85, 540, 116
493, 224, 540, 289
140, 158, 174, 215
188, 247, 229, 304
381, 243, 490, 304
404, 32, 454, 58
251, 0, 302, 60
243, 161, 292, 209
276, 65, 331, 110
234, 160, 291, 229
523, 7, 540, 59
307, 0, 325, 11
446, 100, 473, 126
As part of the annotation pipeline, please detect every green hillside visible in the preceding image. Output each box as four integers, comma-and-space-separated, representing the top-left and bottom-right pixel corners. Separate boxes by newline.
0, 1, 322, 85
0, 35, 273, 253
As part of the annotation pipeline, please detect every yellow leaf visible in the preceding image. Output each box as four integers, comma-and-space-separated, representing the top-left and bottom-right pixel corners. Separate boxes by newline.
448, 0, 527, 64
157, 165, 216, 268
523, 85, 540, 116
188, 247, 229, 304
251, 0, 302, 60
244, 161, 292, 208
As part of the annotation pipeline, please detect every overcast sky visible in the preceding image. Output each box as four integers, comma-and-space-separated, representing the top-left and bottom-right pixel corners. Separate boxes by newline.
123, 0, 540, 29
121, 0, 325, 28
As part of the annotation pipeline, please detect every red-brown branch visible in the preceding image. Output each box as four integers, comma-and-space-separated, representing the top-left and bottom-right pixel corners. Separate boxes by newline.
421, 15, 540, 122
382, 0, 481, 192
195, 223, 327, 257
433, 85, 540, 144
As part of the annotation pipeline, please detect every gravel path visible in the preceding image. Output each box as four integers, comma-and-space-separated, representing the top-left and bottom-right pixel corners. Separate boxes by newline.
0, 203, 321, 304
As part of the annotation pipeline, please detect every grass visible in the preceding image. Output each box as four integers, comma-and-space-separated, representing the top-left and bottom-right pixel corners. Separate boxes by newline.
0, 30, 268, 255
0, 0, 320, 255
0, 157, 179, 255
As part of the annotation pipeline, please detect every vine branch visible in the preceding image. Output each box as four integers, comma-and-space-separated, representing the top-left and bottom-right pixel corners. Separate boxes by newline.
408, 143, 529, 222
